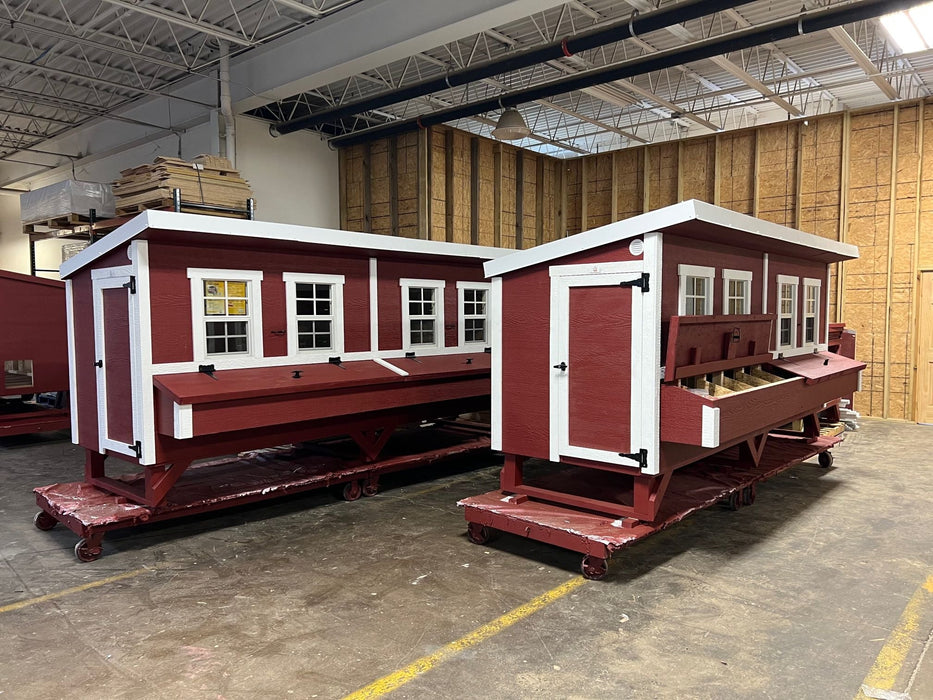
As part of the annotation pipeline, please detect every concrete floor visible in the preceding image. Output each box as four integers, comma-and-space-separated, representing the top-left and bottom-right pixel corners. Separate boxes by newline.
1, 419, 932, 699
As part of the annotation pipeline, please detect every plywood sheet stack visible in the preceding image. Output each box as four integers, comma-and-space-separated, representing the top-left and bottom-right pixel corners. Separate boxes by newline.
113, 154, 253, 215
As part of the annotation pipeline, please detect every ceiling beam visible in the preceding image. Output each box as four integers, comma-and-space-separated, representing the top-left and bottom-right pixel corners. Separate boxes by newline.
826, 26, 900, 100
97, 0, 256, 47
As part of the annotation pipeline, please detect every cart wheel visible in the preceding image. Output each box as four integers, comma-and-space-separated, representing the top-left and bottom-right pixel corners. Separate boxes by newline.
466, 522, 494, 545
74, 538, 102, 563
33, 511, 57, 531
742, 485, 756, 507
340, 480, 363, 501
581, 555, 609, 581
727, 491, 742, 511
361, 479, 379, 497
818, 451, 834, 468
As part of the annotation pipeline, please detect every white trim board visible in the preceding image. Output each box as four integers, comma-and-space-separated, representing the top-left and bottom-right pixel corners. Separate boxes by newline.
61, 210, 511, 279
484, 199, 858, 279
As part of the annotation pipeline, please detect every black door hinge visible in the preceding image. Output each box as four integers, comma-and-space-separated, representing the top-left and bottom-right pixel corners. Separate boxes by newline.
619, 272, 649, 293
618, 448, 648, 470
123, 276, 136, 294
128, 441, 142, 459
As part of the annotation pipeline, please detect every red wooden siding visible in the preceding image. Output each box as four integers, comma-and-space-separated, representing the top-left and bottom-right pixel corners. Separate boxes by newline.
500, 240, 642, 460
0, 272, 67, 395
376, 259, 486, 352
147, 242, 372, 363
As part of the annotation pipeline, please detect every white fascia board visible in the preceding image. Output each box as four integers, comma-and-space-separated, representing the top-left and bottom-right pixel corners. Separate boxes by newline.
61, 209, 510, 279
485, 199, 859, 278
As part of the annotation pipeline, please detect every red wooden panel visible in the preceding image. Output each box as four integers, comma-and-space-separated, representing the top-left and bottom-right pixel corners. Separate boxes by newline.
567, 285, 631, 452
384, 352, 490, 377
771, 351, 864, 383
102, 287, 134, 444
73, 273, 99, 449
664, 314, 774, 381
184, 377, 489, 437
500, 269, 552, 460
0, 271, 67, 395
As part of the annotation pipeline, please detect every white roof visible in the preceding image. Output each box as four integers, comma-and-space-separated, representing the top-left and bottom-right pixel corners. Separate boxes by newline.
484, 200, 858, 278
60, 209, 511, 279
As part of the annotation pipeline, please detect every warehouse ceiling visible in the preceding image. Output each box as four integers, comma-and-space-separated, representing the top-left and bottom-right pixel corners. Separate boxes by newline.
1, 0, 932, 169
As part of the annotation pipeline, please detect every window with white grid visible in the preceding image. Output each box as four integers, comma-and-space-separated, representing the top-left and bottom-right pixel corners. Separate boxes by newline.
678, 264, 714, 316
283, 273, 346, 357
457, 282, 491, 348
803, 278, 821, 345
722, 269, 753, 315
400, 278, 446, 351
777, 275, 799, 350
188, 268, 264, 363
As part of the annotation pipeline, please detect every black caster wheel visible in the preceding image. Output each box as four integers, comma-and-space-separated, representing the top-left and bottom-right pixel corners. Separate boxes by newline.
818, 451, 834, 468
741, 485, 756, 507
466, 522, 495, 545
727, 491, 742, 511
33, 511, 57, 531
74, 538, 102, 563
362, 479, 379, 497
340, 480, 362, 501
581, 555, 609, 581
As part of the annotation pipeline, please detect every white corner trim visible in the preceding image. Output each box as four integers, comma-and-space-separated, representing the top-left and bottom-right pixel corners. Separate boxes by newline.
548, 260, 643, 277
678, 263, 715, 278
803, 277, 822, 287
91, 264, 133, 280
282, 272, 346, 358
399, 277, 447, 288
130, 240, 157, 465
64, 280, 79, 445
701, 405, 721, 448
490, 276, 503, 452
762, 252, 769, 314
173, 401, 193, 440
369, 258, 379, 353
722, 268, 753, 281
776, 274, 800, 285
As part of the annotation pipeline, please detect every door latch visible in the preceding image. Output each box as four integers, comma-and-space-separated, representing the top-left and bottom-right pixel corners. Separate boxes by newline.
94, 360, 103, 368
553, 361, 568, 371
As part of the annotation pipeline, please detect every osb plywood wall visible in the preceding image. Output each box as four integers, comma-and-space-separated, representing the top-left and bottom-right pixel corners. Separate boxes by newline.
339, 102, 933, 420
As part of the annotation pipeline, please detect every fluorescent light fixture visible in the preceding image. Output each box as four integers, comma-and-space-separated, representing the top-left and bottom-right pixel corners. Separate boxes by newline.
881, 3, 933, 53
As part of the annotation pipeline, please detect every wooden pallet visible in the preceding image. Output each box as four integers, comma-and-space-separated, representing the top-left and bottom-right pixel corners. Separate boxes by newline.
22, 212, 96, 233
115, 199, 251, 219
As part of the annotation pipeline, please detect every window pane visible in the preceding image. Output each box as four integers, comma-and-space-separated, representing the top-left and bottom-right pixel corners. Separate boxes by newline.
315, 300, 331, 315
206, 337, 226, 353
465, 319, 485, 343
206, 321, 226, 335
228, 336, 248, 353
227, 281, 247, 298
297, 300, 316, 316
227, 321, 247, 335
227, 299, 247, 315
805, 318, 815, 343
780, 318, 792, 346
204, 280, 225, 297
296, 283, 314, 298
205, 299, 226, 316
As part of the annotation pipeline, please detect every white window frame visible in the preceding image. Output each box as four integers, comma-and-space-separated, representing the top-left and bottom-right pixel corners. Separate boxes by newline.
677, 264, 715, 316
283, 272, 346, 358
457, 281, 491, 349
400, 278, 446, 351
722, 269, 753, 315
803, 277, 822, 346
188, 268, 264, 364
776, 274, 799, 351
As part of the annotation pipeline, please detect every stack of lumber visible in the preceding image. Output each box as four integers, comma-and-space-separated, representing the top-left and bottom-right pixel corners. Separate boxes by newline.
113, 155, 253, 215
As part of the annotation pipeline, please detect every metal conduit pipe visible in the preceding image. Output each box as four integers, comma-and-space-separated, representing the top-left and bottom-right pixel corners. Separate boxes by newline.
330, 0, 927, 149
219, 41, 236, 168
270, 0, 760, 136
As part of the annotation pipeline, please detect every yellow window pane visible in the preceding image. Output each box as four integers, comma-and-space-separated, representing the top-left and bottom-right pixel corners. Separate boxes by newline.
205, 299, 226, 315
227, 281, 247, 298
204, 280, 225, 297
227, 299, 247, 316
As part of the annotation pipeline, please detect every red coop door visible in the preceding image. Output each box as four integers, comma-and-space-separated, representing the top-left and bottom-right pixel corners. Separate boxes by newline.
92, 273, 139, 459
550, 266, 647, 469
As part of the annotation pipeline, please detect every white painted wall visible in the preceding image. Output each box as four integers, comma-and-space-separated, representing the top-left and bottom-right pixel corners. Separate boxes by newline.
236, 116, 339, 228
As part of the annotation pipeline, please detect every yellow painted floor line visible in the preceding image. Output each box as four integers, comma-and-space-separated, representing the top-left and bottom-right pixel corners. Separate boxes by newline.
343, 575, 587, 700
0, 567, 153, 615
855, 573, 933, 699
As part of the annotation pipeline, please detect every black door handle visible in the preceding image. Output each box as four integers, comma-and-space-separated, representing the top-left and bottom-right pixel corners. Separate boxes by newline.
94, 360, 103, 368
553, 362, 567, 371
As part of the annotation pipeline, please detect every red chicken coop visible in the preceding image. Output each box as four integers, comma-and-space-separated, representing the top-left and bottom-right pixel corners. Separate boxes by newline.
460, 200, 865, 579
34, 210, 508, 560
0, 270, 70, 436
